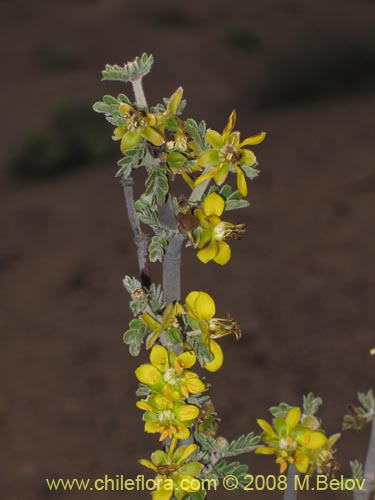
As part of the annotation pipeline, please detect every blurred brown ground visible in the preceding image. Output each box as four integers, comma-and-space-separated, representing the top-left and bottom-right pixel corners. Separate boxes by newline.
1, 1, 375, 499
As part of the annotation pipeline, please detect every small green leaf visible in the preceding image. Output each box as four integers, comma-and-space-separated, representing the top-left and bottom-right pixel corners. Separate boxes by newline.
166, 327, 183, 344
241, 164, 259, 179
225, 199, 250, 211
145, 166, 169, 205
148, 235, 168, 263
167, 151, 186, 168
103, 95, 118, 105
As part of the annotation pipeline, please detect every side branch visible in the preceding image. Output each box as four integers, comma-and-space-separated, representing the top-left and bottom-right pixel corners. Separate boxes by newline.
355, 416, 375, 500
120, 175, 151, 287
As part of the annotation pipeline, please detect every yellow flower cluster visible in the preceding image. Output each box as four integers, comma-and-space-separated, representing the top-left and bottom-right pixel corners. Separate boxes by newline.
256, 407, 340, 475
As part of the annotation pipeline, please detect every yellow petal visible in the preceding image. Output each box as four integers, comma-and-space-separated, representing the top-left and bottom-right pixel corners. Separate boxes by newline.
135, 364, 163, 385
142, 127, 165, 146
294, 452, 309, 474
175, 404, 200, 421
177, 350, 196, 369
285, 407, 301, 431
205, 129, 224, 149
235, 167, 248, 197
137, 400, 154, 412
153, 482, 173, 500
175, 443, 197, 465
213, 163, 230, 185
112, 126, 125, 141
203, 192, 225, 217
141, 313, 161, 331
150, 345, 169, 369
297, 431, 327, 450
214, 241, 231, 265
193, 291, 216, 320
240, 149, 256, 167
197, 241, 218, 264
254, 447, 277, 455
240, 131, 266, 146
139, 459, 157, 472
144, 421, 160, 434
256, 419, 278, 439
167, 86, 183, 115
185, 377, 205, 394
222, 110, 236, 138
204, 339, 223, 372
198, 149, 220, 167
194, 169, 216, 186
146, 331, 161, 350
120, 130, 141, 152
119, 102, 133, 114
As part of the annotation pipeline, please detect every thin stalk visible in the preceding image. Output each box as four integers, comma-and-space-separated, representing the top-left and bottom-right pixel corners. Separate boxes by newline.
189, 176, 211, 203
120, 176, 151, 287
284, 465, 298, 500
355, 416, 375, 500
132, 77, 148, 110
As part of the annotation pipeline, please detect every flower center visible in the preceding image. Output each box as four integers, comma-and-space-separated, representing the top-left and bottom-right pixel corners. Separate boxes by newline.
159, 409, 174, 423
213, 222, 226, 241
156, 464, 178, 475
279, 437, 296, 451
213, 222, 246, 241
209, 315, 242, 340
164, 368, 179, 385
123, 110, 148, 132
218, 144, 241, 163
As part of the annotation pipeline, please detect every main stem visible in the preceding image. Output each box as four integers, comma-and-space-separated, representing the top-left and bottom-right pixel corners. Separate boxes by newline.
120, 176, 150, 287
284, 465, 298, 500
355, 416, 375, 500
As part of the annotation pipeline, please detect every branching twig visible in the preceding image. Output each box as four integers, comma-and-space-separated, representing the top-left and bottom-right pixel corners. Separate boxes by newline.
355, 416, 375, 500
120, 175, 151, 287
284, 465, 298, 500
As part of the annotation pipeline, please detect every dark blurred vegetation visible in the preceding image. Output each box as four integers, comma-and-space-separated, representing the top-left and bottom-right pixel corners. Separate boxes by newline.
221, 27, 262, 53
33, 45, 83, 74
144, 6, 195, 28
8, 102, 116, 180
258, 32, 375, 108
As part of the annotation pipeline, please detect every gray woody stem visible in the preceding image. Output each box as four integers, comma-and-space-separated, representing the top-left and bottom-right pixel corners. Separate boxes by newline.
284, 465, 298, 500
354, 416, 375, 500
120, 176, 151, 287
158, 194, 185, 303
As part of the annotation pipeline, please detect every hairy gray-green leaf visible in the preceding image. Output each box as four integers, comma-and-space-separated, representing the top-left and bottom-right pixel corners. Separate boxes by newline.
226, 433, 261, 457
147, 283, 164, 313
241, 164, 260, 179
184, 119, 208, 151
269, 402, 292, 418
134, 194, 160, 228
102, 53, 154, 82
303, 393, 323, 416
123, 275, 142, 294
148, 235, 168, 263
123, 318, 148, 356
145, 166, 169, 205
225, 199, 250, 211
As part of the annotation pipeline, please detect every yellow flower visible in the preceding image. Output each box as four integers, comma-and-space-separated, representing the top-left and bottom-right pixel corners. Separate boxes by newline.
141, 302, 185, 349
135, 345, 206, 400
185, 290, 241, 372
255, 407, 329, 474
194, 192, 245, 265
139, 440, 203, 500
113, 102, 164, 151
136, 394, 199, 441
195, 110, 266, 196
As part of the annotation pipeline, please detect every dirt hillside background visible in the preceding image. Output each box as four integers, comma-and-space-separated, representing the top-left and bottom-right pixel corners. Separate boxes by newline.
1, 1, 375, 499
